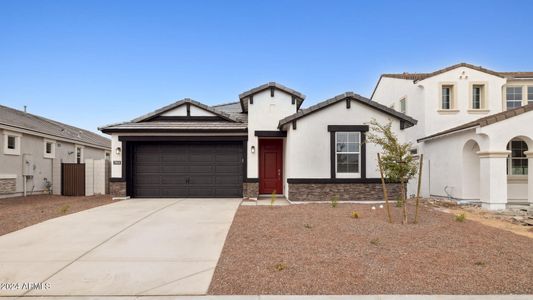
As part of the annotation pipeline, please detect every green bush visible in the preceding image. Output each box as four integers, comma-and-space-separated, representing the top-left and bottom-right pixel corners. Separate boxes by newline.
331, 195, 339, 208
455, 213, 466, 222
351, 211, 359, 219
274, 263, 286, 271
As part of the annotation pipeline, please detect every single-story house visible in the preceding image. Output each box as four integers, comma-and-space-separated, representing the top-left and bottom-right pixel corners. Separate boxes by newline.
0, 105, 111, 197
100, 82, 416, 201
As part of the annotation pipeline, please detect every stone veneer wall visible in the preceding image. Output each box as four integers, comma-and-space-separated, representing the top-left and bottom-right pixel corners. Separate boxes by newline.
0, 178, 16, 194
243, 182, 259, 199
288, 182, 403, 202
109, 181, 126, 197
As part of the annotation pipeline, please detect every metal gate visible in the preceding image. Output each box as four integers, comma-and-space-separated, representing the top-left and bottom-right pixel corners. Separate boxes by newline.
61, 163, 85, 196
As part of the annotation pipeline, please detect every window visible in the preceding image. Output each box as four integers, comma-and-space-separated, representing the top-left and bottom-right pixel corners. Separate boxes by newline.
3, 131, 21, 155
7, 136, 16, 149
441, 85, 453, 109
399, 98, 407, 114
336, 132, 360, 176
506, 86, 523, 110
472, 85, 484, 109
507, 140, 528, 176
528, 86, 533, 104
76, 146, 84, 164
44, 139, 55, 158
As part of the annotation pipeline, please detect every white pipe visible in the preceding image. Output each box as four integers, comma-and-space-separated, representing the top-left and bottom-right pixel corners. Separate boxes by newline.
23, 175, 26, 197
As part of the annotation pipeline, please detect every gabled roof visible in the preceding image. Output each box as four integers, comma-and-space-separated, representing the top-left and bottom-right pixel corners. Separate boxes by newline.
418, 103, 533, 142
131, 98, 240, 123
239, 82, 306, 112
99, 99, 248, 134
0, 104, 110, 149
371, 62, 533, 99
278, 92, 417, 129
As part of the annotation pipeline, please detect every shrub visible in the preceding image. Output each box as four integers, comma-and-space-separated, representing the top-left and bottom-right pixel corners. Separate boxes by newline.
304, 223, 312, 229
59, 205, 70, 214
351, 211, 359, 219
474, 261, 486, 266
370, 238, 380, 246
331, 195, 339, 208
455, 213, 466, 222
270, 190, 276, 207
274, 263, 286, 271
395, 196, 403, 207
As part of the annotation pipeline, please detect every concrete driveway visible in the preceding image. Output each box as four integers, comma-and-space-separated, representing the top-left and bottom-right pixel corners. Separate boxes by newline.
0, 198, 241, 297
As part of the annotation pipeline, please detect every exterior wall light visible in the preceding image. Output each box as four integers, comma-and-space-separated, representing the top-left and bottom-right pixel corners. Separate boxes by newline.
251, 146, 255, 154
116, 147, 121, 155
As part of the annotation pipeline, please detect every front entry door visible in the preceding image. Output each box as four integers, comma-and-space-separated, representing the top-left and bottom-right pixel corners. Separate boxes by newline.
259, 139, 283, 194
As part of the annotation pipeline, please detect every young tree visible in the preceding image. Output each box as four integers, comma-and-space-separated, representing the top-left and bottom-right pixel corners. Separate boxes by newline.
366, 119, 419, 224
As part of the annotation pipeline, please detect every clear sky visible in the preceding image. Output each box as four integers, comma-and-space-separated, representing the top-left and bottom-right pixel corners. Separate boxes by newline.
1, 0, 532, 135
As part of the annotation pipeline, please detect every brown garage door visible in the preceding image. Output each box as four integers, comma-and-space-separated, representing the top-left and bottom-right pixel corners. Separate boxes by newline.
132, 142, 243, 198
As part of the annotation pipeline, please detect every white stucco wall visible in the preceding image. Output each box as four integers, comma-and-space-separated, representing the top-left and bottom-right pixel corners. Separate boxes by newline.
110, 134, 122, 178
246, 89, 298, 178
282, 100, 406, 196
160, 104, 216, 117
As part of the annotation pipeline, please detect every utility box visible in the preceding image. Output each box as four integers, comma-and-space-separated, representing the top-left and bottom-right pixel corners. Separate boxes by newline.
22, 154, 34, 177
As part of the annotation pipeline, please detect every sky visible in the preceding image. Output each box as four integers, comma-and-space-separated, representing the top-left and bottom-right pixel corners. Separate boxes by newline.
1, 0, 533, 135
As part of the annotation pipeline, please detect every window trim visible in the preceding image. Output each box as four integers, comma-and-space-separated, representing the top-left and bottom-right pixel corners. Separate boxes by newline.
439, 82, 456, 110
43, 139, 56, 159
399, 97, 407, 114
469, 82, 487, 110
328, 125, 367, 179
507, 139, 528, 177
3, 131, 21, 156
527, 86, 533, 104
505, 85, 524, 110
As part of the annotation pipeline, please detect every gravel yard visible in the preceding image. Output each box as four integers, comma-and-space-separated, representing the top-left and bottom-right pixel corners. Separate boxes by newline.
0, 194, 115, 236
209, 201, 533, 295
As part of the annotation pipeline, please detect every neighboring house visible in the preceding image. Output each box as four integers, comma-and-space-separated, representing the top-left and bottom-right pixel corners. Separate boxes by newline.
0, 105, 111, 197
100, 82, 416, 201
372, 63, 533, 209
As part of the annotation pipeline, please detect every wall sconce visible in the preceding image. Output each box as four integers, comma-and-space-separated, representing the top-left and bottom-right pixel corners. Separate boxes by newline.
251, 146, 255, 154
116, 147, 122, 155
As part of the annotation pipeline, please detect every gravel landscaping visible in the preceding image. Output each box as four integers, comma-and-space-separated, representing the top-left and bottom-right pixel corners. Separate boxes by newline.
209, 201, 533, 295
0, 194, 115, 236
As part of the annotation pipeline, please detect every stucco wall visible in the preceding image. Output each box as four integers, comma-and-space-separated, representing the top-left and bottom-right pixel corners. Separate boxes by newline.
0, 130, 108, 197
246, 89, 298, 179
283, 100, 406, 190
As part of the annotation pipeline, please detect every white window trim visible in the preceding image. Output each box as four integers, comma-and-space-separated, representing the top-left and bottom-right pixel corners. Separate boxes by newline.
43, 139, 56, 159
505, 85, 524, 110
507, 139, 528, 177
527, 86, 533, 104
75, 145, 84, 163
335, 132, 361, 178
399, 97, 407, 114
3, 131, 21, 156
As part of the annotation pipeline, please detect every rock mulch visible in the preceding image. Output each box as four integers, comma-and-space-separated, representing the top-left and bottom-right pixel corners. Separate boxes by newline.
209, 201, 533, 295
0, 194, 115, 236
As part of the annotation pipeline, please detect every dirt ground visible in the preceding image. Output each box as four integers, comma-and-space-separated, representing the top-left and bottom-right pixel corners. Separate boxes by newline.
209, 200, 533, 295
0, 194, 116, 236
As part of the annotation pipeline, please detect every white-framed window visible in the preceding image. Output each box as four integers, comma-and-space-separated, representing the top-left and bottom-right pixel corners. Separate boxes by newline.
3, 131, 21, 155
105, 151, 111, 160
335, 132, 361, 177
75, 145, 84, 163
506, 86, 523, 110
399, 97, 407, 114
528, 86, 533, 104
441, 85, 454, 110
472, 84, 484, 109
507, 139, 528, 176
43, 139, 56, 159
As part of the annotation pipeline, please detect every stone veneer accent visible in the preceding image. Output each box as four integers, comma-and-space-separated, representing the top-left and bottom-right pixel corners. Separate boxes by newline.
243, 182, 259, 199
0, 178, 16, 194
288, 182, 403, 202
110, 181, 126, 197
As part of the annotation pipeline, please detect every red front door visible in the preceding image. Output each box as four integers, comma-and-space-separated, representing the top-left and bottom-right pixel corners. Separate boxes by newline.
259, 139, 283, 194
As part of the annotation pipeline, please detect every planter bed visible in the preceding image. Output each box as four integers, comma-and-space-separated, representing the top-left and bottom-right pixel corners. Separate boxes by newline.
209, 201, 533, 295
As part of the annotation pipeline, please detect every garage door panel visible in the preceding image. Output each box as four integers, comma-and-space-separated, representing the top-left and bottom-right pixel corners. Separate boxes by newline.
133, 142, 243, 198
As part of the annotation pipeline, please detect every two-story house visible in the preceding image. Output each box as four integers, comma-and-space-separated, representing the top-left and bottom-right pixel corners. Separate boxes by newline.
372, 63, 533, 210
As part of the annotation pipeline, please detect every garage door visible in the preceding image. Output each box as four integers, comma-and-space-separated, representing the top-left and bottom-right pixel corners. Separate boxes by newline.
133, 142, 243, 198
